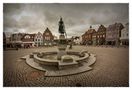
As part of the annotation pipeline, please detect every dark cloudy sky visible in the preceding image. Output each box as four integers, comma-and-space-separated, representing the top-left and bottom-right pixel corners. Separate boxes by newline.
3, 3, 128, 37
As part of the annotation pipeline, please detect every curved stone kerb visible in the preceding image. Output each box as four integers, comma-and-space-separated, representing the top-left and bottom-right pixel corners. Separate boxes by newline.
33, 54, 59, 65
76, 53, 89, 62
32, 51, 90, 66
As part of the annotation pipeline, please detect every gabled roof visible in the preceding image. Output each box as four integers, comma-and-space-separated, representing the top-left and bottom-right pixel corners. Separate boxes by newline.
34, 32, 43, 39
97, 25, 106, 32
82, 26, 96, 36
107, 23, 124, 31
87, 28, 96, 34
35, 32, 42, 36
43, 27, 53, 37
44, 28, 51, 34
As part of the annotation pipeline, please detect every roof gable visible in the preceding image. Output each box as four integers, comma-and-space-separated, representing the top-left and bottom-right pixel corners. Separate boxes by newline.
43, 27, 53, 36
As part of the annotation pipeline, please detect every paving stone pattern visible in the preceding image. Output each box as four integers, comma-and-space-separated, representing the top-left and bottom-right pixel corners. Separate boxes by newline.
3, 46, 129, 87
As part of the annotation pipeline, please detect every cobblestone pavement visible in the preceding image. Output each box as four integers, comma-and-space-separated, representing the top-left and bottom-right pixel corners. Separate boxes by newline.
3, 46, 129, 87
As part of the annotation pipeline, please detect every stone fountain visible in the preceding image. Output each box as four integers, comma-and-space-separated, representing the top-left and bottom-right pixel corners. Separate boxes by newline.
21, 18, 96, 76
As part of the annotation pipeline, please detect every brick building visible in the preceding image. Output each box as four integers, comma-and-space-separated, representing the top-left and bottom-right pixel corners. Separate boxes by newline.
43, 28, 54, 46
96, 25, 106, 45
82, 26, 96, 45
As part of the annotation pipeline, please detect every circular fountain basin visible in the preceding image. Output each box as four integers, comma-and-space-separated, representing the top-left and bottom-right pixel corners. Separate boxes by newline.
22, 50, 96, 76
31, 51, 90, 66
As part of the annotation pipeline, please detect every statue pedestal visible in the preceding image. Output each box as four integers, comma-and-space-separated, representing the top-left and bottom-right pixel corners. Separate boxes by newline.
57, 35, 67, 60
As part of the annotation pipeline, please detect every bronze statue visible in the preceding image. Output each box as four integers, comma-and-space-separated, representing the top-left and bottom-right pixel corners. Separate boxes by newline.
58, 17, 66, 36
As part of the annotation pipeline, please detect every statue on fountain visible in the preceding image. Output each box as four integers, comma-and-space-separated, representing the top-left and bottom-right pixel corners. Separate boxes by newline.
58, 17, 67, 36
57, 17, 67, 60
58, 17, 67, 45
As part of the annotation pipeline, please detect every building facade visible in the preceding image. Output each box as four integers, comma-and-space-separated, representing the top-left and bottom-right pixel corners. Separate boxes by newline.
43, 28, 54, 46
82, 26, 96, 45
10, 33, 25, 48
34, 32, 43, 47
92, 31, 97, 45
96, 25, 106, 45
106, 23, 124, 46
21, 34, 35, 48
11, 33, 25, 42
120, 23, 129, 45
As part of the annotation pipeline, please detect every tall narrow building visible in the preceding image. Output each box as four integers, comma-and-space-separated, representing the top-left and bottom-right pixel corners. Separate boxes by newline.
43, 28, 54, 46
96, 25, 106, 45
34, 32, 43, 47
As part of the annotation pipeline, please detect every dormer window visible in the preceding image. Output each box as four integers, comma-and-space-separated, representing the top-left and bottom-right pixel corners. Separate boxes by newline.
25, 35, 30, 39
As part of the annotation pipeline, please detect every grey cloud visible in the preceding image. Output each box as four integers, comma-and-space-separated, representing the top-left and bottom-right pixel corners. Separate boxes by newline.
3, 3, 128, 37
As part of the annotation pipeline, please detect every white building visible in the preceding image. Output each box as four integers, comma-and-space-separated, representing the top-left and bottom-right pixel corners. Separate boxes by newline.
73, 36, 82, 45
34, 32, 43, 47
120, 23, 129, 45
